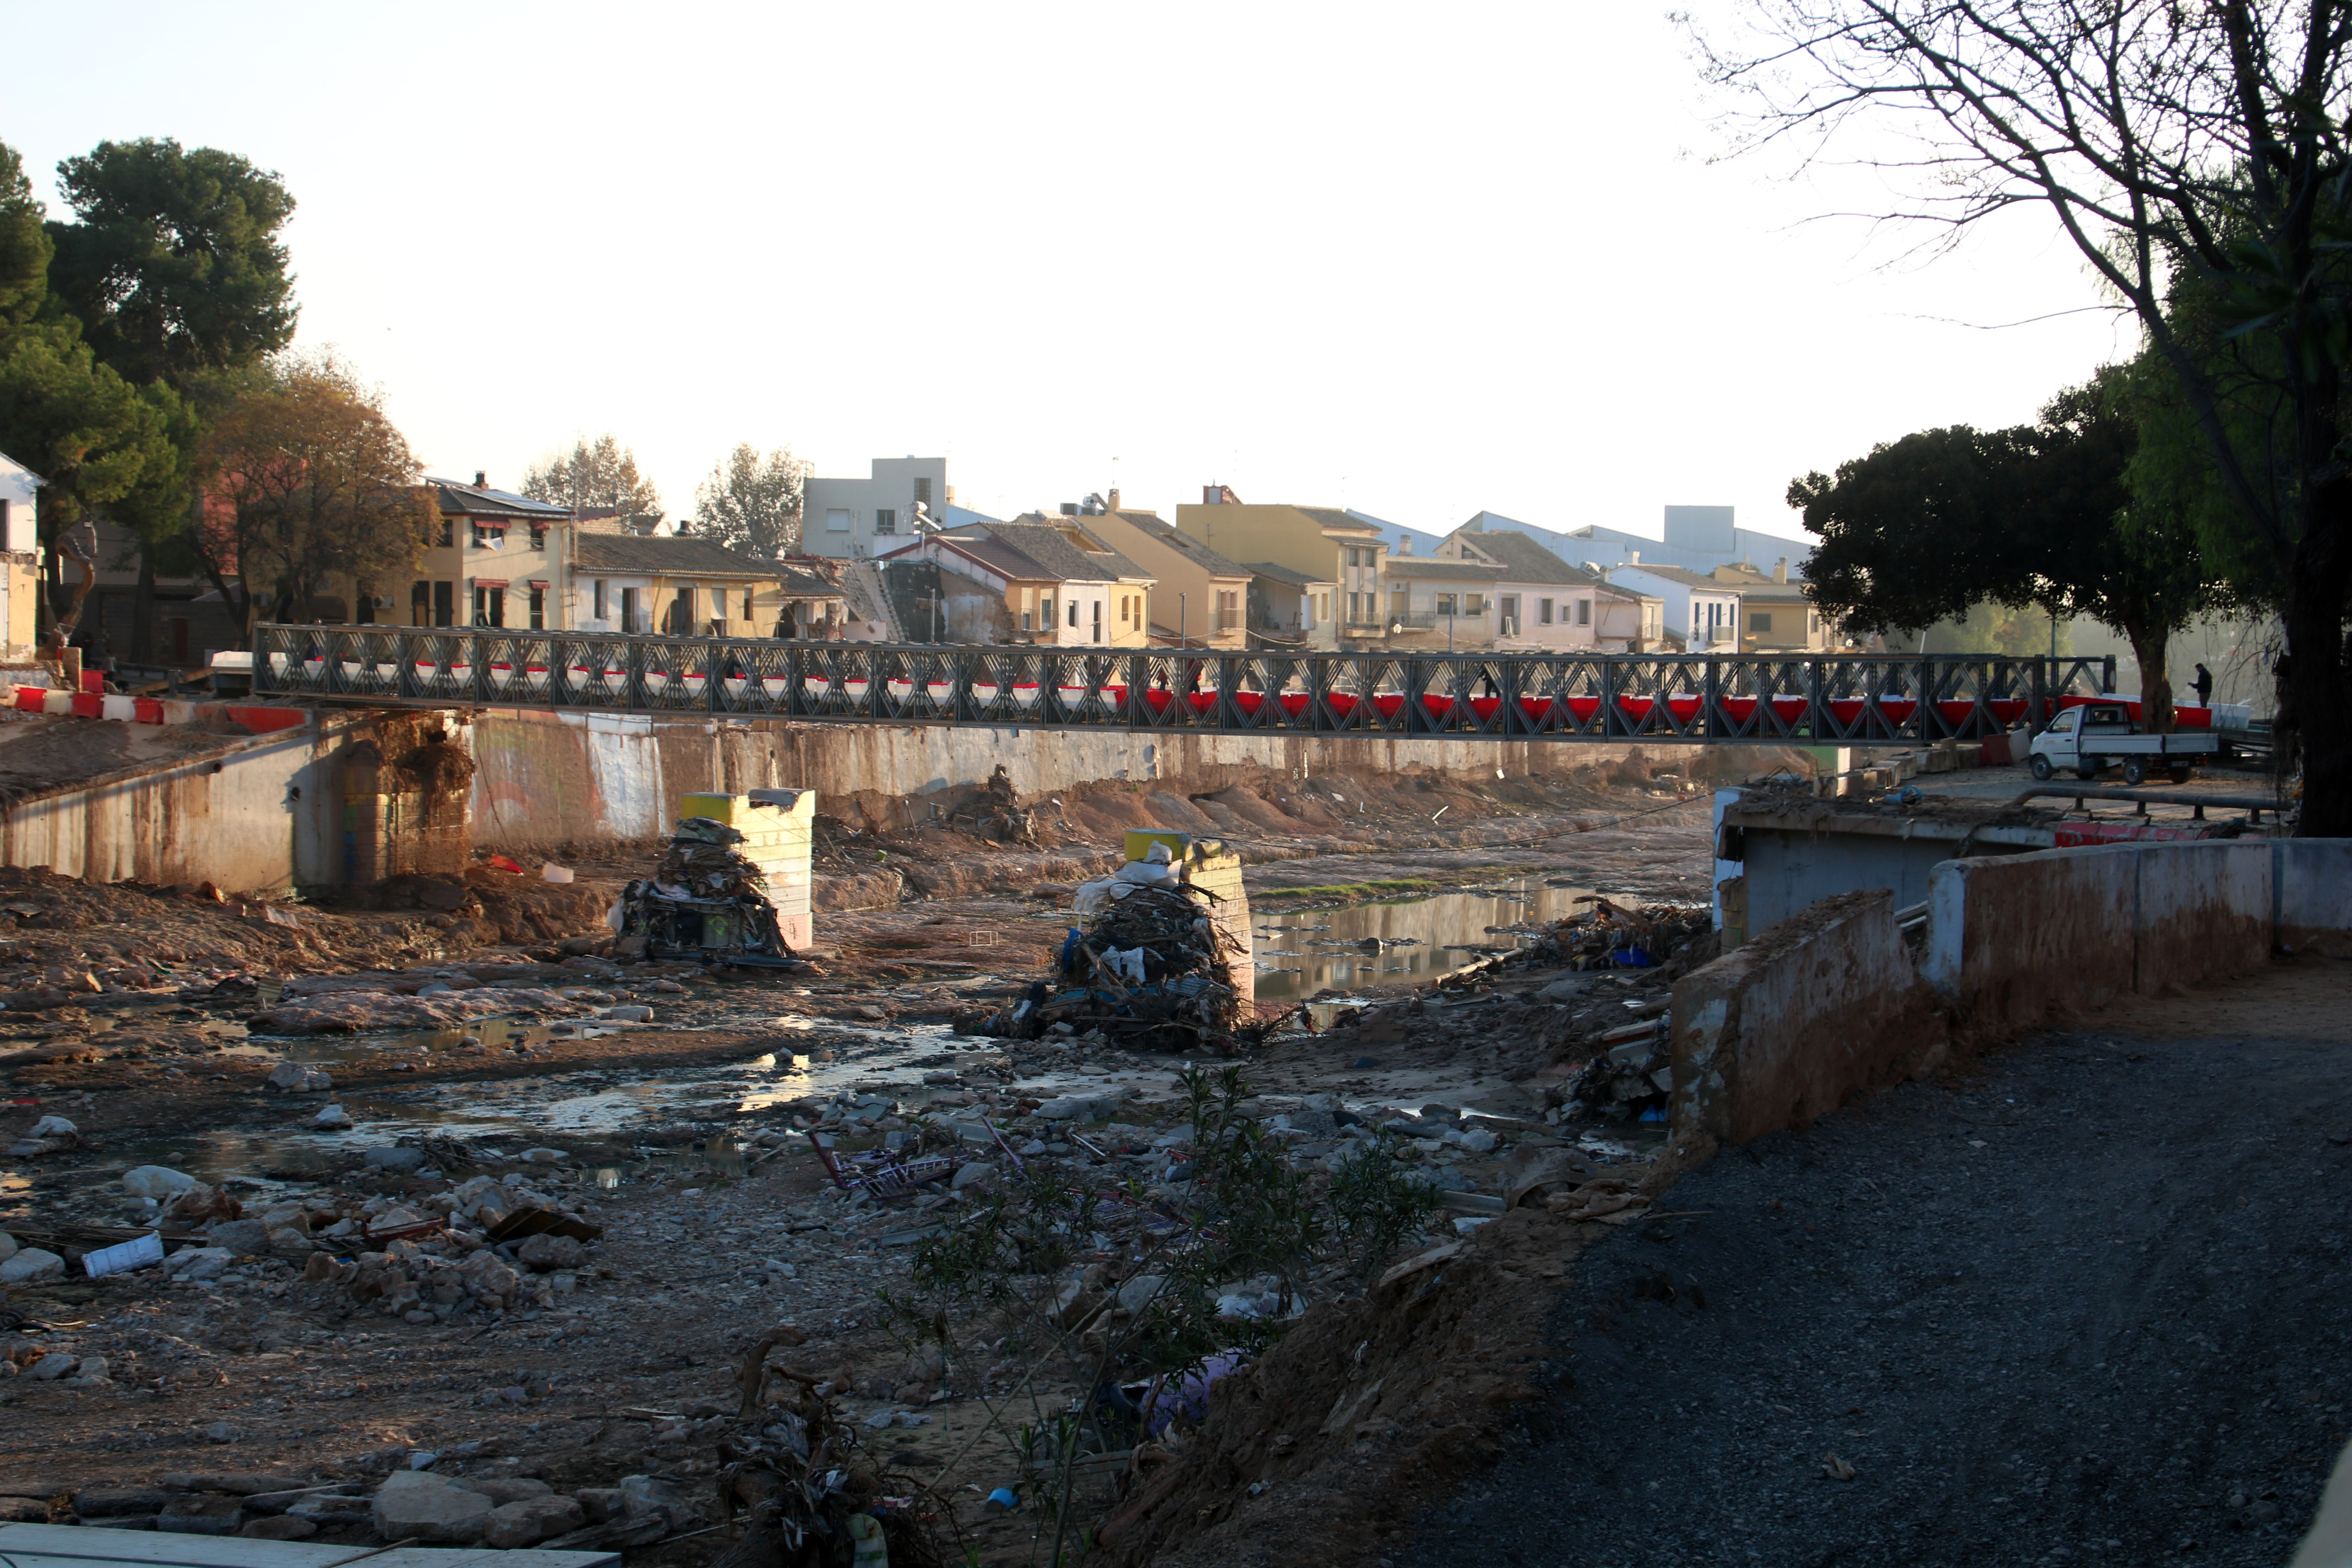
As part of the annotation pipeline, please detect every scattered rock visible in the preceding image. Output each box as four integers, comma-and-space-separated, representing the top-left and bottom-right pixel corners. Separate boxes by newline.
601, 1004, 654, 1022
76, 1487, 172, 1518
482, 1495, 585, 1548
122, 1164, 195, 1199
203, 1422, 242, 1445
514, 1233, 585, 1272
311, 1104, 354, 1131
240, 1515, 319, 1540
159, 1495, 245, 1536
207, 1218, 270, 1255
951, 1161, 997, 1191
363, 1146, 428, 1173
371, 1471, 492, 1544
266, 1061, 333, 1092
1, 1248, 64, 1284
28, 1113, 75, 1137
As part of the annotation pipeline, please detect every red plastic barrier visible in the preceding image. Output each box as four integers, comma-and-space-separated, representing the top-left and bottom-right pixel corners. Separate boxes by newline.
70, 693, 103, 718
1878, 697, 1918, 723
133, 698, 164, 723
1565, 695, 1601, 723
79, 670, 104, 694
1986, 699, 2028, 726
13, 687, 43, 712
1826, 698, 1865, 726
1373, 694, 1405, 719
1618, 695, 1655, 721
1520, 696, 1554, 724
1468, 696, 1501, 722
226, 706, 308, 735
1280, 693, 1310, 717
1666, 694, 1702, 724
1327, 693, 1359, 718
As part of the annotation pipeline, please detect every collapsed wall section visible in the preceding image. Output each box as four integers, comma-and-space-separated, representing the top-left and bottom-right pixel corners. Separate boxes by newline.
1672, 888, 1947, 1146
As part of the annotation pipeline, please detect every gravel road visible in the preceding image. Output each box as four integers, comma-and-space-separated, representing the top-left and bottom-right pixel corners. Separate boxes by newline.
1397, 962, 2352, 1568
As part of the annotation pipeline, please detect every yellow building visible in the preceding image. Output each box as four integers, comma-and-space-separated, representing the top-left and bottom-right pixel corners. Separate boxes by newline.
1069, 498, 1251, 649
1174, 489, 1386, 645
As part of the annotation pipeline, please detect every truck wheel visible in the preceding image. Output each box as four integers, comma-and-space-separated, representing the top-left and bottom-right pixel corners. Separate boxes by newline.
2029, 755, 2054, 781
2077, 765, 2101, 780
2168, 767, 2193, 785
2121, 757, 2149, 786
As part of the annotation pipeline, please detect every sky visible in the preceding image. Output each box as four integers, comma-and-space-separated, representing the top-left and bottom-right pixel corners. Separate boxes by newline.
6, 2, 2139, 547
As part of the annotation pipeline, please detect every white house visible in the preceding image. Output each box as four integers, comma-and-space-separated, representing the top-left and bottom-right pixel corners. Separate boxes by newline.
802, 456, 993, 559
1435, 521, 1610, 651
1607, 563, 1742, 652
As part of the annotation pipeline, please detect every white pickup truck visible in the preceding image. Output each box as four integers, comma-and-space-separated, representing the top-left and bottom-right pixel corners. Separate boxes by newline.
2029, 700, 2222, 785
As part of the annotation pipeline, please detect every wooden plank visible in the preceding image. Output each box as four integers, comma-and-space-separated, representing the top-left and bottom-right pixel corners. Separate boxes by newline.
0, 1526, 617, 1568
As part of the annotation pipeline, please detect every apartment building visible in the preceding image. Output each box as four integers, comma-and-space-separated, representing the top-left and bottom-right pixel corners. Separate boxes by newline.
882, 518, 1153, 646
801, 456, 967, 559
1607, 562, 1743, 652
1434, 521, 1610, 651
1078, 496, 1252, 649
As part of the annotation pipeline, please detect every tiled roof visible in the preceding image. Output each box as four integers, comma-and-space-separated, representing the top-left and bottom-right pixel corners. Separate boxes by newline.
573, 533, 783, 578
1452, 528, 1594, 585
1111, 511, 1250, 577
1384, 556, 1503, 581
1296, 507, 1380, 536
970, 521, 1150, 583
1244, 561, 1331, 587
1614, 562, 1739, 591
429, 478, 570, 521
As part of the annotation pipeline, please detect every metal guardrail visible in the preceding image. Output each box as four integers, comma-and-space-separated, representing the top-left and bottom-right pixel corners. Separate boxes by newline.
248, 625, 2116, 745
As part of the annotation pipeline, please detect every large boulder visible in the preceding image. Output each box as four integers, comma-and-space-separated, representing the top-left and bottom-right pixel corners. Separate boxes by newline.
0, 1248, 64, 1284
370, 1472, 491, 1545
481, 1495, 584, 1549
514, 1233, 584, 1273
122, 1164, 195, 1199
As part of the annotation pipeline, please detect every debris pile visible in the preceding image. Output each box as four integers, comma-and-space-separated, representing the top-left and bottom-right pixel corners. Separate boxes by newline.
1558, 1020, 1674, 1121
968, 846, 1249, 1052
1521, 895, 1713, 971
615, 815, 799, 967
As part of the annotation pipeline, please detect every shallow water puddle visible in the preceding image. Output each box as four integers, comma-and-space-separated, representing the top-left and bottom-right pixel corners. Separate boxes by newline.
1251, 876, 1597, 1001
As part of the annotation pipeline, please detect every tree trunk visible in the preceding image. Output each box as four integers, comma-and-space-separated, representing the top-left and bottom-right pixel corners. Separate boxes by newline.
2282, 551, 2352, 836
2124, 620, 2174, 735
130, 548, 156, 666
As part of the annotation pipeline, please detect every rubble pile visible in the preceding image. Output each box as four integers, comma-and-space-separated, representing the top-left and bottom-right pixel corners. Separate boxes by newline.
1513, 894, 1713, 972
966, 848, 1248, 1053
615, 815, 798, 966
1557, 1021, 1674, 1121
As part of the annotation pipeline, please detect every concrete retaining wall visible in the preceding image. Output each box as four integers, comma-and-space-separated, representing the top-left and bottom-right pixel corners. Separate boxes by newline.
0, 710, 472, 895
1672, 889, 1947, 1146
1676, 837, 2352, 1146
466, 707, 1758, 849
1922, 840, 2277, 1031
2276, 839, 2352, 957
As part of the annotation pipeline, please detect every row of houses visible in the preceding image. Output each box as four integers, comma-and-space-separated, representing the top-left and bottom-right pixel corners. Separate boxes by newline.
1, 444, 1835, 666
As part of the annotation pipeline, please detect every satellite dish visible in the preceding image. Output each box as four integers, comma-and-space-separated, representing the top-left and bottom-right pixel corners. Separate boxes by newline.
1390, 620, 1403, 635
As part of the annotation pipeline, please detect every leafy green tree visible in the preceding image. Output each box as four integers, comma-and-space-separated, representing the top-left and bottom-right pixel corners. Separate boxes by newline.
0, 321, 183, 543
694, 442, 807, 556
45, 138, 297, 391
1792, 371, 2214, 728
1701, 0, 2352, 829
192, 352, 432, 641
0, 143, 51, 328
520, 434, 660, 516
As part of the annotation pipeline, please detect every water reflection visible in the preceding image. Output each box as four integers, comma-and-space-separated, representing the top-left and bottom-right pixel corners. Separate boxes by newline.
1251, 878, 1593, 1002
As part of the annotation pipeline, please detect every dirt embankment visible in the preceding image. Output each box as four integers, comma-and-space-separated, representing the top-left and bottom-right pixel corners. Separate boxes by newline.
1103, 960, 2352, 1568
785, 747, 1768, 912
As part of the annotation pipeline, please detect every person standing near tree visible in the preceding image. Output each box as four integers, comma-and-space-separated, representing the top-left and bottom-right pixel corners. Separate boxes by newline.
2191, 663, 2213, 707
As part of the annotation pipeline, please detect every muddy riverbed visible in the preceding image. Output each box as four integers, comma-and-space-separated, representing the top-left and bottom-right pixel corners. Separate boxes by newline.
0, 764, 1718, 1564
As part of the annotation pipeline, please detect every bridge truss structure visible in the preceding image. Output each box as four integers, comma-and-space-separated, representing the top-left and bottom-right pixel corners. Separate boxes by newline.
251, 625, 2116, 747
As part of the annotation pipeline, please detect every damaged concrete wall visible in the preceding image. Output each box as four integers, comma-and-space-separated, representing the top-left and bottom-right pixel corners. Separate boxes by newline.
2274, 839, 2352, 957
0, 710, 473, 895
1671, 888, 1947, 1146
467, 707, 1787, 849
1922, 841, 2275, 1032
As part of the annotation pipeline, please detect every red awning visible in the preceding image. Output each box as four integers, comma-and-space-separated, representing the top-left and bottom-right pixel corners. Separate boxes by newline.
528, 579, 549, 589
472, 578, 510, 589
470, 517, 511, 530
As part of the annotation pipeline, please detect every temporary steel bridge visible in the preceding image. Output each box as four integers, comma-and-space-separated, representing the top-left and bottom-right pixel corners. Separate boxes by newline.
250, 625, 2115, 746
